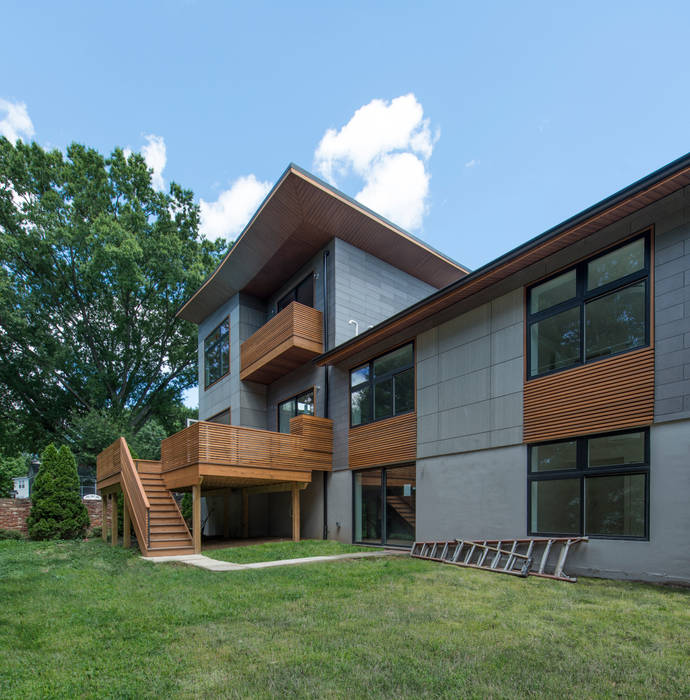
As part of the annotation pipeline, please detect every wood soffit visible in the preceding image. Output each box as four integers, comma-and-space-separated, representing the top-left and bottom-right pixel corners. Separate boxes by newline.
178, 166, 469, 323
317, 158, 690, 367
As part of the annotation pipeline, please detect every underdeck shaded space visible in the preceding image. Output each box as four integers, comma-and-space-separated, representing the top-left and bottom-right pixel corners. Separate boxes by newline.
201, 536, 290, 551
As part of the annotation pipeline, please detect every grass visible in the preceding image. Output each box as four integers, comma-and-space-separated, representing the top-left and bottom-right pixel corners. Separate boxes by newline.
206, 538, 370, 563
1, 540, 688, 699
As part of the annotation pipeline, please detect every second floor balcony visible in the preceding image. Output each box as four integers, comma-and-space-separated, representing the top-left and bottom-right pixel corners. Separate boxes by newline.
240, 301, 323, 384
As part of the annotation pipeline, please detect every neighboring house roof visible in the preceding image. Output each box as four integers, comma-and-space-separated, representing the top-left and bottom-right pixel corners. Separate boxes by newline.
317, 150, 690, 366
177, 164, 469, 324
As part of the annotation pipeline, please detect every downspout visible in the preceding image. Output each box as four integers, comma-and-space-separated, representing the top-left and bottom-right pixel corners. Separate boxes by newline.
322, 249, 330, 540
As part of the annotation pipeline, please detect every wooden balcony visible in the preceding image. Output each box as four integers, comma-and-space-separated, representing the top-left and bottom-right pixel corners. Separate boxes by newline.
240, 301, 323, 384
159, 415, 333, 491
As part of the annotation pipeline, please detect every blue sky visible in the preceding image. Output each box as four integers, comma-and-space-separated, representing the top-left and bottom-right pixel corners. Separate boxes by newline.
3, 1, 689, 407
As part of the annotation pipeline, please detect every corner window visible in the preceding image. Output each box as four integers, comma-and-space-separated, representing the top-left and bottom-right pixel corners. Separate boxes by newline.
204, 318, 230, 388
527, 233, 650, 378
350, 343, 414, 427
277, 273, 314, 312
277, 389, 314, 433
528, 429, 649, 539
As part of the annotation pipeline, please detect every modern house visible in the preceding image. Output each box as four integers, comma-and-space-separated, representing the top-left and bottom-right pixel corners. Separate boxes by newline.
97, 157, 690, 584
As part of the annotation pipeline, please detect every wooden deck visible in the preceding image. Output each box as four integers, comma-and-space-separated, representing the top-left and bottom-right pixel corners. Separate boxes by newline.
240, 301, 323, 384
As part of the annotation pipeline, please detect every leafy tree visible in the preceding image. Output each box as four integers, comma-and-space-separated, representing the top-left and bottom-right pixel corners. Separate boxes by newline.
0, 138, 221, 454
27, 444, 90, 539
180, 492, 193, 526
0, 453, 28, 497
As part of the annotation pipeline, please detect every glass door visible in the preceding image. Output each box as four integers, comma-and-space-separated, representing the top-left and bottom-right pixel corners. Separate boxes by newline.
385, 465, 416, 546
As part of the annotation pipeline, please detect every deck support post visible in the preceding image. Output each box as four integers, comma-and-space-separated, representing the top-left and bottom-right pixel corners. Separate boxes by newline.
242, 489, 249, 538
292, 484, 300, 542
223, 490, 231, 540
193, 483, 201, 554
110, 493, 118, 546
101, 494, 108, 541
122, 498, 131, 549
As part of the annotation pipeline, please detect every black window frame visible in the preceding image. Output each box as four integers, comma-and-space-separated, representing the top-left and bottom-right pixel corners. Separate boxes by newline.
526, 231, 651, 380
203, 317, 230, 389
349, 342, 415, 427
351, 464, 416, 548
277, 273, 314, 312
527, 428, 650, 541
277, 388, 315, 434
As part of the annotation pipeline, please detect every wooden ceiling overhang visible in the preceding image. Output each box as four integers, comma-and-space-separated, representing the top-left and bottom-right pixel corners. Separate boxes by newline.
317, 153, 690, 368
177, 165, 469, 324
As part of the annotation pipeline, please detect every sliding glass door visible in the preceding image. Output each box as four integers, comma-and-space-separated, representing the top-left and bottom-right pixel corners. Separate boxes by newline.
354, 465, 416, 546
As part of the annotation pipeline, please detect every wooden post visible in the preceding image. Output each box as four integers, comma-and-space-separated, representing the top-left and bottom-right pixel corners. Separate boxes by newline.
241, 489, 249, 538
101, 494, 108, 541
292, 484, 300, 542
193, 483, 201, 554
122, 498, 131, 549
223, 490, 231, 540
110, 493, 118, 546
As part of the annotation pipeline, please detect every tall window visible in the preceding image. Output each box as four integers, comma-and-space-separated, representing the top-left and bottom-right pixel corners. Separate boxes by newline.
528, 429, 649, 539
354, 465, 416, 546
277, 273, 314, 312
277, 389, 314, 433
204, 318, 230, 388
350, 343, 414, 426
527, 233, 650, 378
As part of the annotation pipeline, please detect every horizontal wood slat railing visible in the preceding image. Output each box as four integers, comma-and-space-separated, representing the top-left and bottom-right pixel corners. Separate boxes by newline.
240, 301, 323, 383
524, 347, 655, 442
349, 412, 417, 469
160, 415, 333, 474
97, 437, 151, 551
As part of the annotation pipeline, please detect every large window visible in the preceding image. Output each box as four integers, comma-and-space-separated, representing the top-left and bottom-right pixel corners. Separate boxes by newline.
354, 465, 416, 546
528, 429, 649, 539
204, 318, 230, 388
277, 389, 314, 433
277, 273, 314, 312
350, 343, 414, 426
527, 233, 650, 378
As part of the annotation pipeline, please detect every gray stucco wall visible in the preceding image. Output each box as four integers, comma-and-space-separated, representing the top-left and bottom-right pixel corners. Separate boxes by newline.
416, 288, 523, 458
654, 205, 690, 422
333, 238, 436, 346
416, 421, 690, 583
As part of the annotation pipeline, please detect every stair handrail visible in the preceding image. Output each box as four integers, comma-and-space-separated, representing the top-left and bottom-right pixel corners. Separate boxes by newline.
117, 437, 152, 549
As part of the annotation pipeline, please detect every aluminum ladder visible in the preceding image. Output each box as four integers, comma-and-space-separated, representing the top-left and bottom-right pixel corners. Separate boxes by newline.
411, 537, 587, 582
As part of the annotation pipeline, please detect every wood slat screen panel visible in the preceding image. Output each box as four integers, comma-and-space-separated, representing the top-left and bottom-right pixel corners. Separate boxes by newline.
349, 412, 417, 469
523, 347, 654, 442
96, 440, 121, 482
160, 416, 334, 475
240, 301, 323, 382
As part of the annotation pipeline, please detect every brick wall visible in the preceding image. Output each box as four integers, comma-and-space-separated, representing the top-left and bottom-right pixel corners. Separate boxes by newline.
0, 498, 109, 534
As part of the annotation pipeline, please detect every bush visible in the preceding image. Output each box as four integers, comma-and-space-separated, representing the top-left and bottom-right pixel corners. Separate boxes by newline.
27, 444, 90, 540
180, 492, 192, 526
89, 526, 102, 538
0, 528, 26, 540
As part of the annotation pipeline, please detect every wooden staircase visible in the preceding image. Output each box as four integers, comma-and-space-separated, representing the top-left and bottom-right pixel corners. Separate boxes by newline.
138, 467, 195, 556
387, 495, 416, 528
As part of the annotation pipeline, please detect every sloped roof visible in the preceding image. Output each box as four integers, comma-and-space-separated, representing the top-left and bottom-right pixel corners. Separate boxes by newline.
178, 164, 469, 323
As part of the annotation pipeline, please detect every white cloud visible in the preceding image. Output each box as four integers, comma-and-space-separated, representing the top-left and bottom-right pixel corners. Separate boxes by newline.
465, 159, 480, 168
0, 99, 35, 143
199, 174, 271, 242
313, 93, 437, 231
141, 134, 166, 191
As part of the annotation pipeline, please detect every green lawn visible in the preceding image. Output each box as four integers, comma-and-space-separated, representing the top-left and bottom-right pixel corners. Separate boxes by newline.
206, 539, 370, 564
1, 541, 688, 699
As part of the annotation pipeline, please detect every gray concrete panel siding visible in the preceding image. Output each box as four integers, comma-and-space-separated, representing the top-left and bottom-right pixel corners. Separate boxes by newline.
325, 469, 353, 543
333, 238, 435, 346
416, 289, 523, 459
654, 203, 690, 423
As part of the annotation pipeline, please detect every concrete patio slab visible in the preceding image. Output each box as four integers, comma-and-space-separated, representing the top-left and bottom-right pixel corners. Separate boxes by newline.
141, 549, 400, 571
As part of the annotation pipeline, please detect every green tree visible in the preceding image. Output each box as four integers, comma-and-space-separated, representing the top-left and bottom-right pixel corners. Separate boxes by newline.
27, 444, 90, 539
0, 454, 28, 497
0, 138, 221, 454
